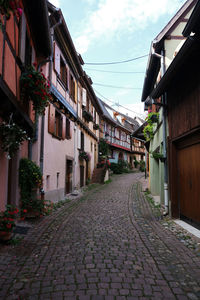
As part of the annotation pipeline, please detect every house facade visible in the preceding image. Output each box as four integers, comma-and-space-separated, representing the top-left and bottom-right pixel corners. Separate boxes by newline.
98, 99, 145, 167
0, 0, 51, 210
35, 3, 102, 202
151, 0, 200, 226
141, 0, 197, 210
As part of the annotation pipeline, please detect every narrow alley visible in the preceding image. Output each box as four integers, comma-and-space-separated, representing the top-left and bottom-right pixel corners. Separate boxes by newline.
0, 172, 200, 300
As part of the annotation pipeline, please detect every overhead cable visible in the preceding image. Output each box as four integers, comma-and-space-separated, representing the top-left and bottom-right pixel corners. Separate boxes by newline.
93, 82, 142, 90
84, 68, 145, 74
84, 54, 148, 65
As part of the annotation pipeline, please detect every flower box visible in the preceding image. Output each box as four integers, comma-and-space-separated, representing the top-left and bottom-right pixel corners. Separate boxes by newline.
82, 110, 93, 122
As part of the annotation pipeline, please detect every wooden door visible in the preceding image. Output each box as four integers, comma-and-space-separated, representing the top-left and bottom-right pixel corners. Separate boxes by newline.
177, 143, 200, 224
65, 160, 72, 194
80, 166, 84, 187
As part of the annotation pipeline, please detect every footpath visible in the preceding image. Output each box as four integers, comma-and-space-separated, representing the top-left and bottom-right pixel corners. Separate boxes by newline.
0, 172, 200, 300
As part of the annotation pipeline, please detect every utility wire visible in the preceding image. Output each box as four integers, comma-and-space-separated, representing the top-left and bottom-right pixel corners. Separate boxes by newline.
84, 54, 148, 65
93, 82, 142, 90
94, 88, 145, 118
84, 68, 145, 74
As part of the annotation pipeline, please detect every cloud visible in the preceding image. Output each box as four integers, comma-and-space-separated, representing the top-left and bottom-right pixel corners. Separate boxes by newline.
49, 0, 60, 8
75, 0, 185, 54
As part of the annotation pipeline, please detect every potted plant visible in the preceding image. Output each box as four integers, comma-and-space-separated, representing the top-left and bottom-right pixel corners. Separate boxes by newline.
82, 109, 93, 122
20, 65, 52, 115
0, 118, 30, 159
150, 151, 166, 162
93, 123, 99, 130
0, 205, 22, 241
145, 112, 159, 125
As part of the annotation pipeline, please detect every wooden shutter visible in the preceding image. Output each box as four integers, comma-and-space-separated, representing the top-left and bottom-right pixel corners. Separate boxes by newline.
66, 118, 71, 139
54, 42, 60, 74
82, 88, 86, 106
62, 116, 66, 140
48, 104, 55, 134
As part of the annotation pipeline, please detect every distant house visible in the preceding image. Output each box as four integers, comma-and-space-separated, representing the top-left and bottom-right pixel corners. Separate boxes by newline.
0, 0, 51, 210
150, 0, 200, 226
141, 0, 197, 211
97, 99, 145, 167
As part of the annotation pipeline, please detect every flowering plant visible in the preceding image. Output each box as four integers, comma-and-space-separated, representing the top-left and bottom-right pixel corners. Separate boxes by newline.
0, 205, 20, 233
0, 0, 22, 20
0, 119, 30, 159
79, 151, 91, 161
20, 65, 51, 115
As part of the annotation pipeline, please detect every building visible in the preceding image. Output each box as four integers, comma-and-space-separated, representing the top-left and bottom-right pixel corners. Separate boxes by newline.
0, 0, 51, 210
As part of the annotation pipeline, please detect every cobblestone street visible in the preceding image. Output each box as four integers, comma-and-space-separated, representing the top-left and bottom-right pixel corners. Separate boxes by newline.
0, 172, 200, 300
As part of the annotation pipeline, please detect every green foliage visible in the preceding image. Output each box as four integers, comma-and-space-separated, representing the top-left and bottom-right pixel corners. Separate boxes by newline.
145, 112, 159, 125
82, 110, 93, 122
19, 158, 43, 212
0, 121, 30, 158
150, 151, 164, 160
110, 160, 130, 174
79, 151, 91, 161
134, 158, 139, 168
139, 160, 145, 172
143, 112, 159, 141
99, 138, 109, 156
143, 124, 154, 141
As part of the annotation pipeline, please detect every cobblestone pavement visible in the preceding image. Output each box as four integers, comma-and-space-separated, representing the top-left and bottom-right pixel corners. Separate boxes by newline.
0, 172, 200, 300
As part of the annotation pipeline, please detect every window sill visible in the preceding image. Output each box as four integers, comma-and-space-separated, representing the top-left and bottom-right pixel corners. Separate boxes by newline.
51, 133, 62, 141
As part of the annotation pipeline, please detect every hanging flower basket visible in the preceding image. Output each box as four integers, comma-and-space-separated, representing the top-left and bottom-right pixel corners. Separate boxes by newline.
0, 0, 22, 21
20, 65, 52, 115
0, 118, 30, 159
79, 151, 91, 161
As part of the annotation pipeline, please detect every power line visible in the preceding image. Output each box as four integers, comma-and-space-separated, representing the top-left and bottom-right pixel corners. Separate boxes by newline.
94, 88, 145, 118
84, 67, 145, 74
93, 82, 142, 90
84, 54, 148, 65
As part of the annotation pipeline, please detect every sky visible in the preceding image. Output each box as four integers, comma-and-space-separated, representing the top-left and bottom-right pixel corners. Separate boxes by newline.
49, 0, 186, 119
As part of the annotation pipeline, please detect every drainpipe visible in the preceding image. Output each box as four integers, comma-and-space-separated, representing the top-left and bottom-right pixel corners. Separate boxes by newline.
152, 49, 169, 215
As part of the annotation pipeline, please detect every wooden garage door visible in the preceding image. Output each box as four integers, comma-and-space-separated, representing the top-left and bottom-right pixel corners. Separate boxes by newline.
177, 142, 200, 224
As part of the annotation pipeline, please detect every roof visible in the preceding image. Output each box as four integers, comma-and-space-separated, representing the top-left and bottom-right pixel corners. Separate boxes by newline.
23, 0, 52, 58
141, 0, 197, 102
48, 1, 83, 78
97, 99, 141, 132
151, 34, 200, 99
182, 0, 200, 36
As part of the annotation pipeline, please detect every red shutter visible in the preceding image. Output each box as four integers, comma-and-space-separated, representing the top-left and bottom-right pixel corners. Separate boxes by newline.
48, 104, 55, 134
62, 116, 66, 140
54, 42, 60, 74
